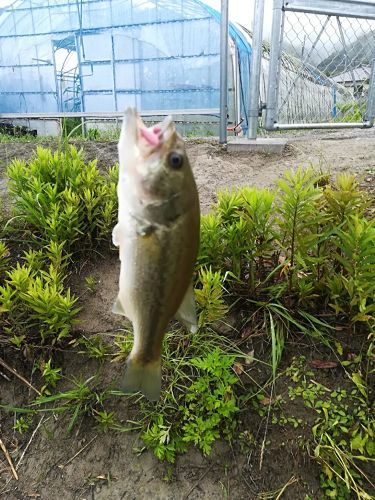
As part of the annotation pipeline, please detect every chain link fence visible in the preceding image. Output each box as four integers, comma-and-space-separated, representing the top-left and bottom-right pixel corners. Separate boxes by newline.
264, 0, 375, 129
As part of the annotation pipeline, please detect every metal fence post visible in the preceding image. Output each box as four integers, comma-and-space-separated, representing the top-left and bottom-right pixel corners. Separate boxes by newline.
219, 0, 229, 144
364, 52, 375, 126
265, 0, 284, 130
264, 0, 375, 130
248, 0, 266, 139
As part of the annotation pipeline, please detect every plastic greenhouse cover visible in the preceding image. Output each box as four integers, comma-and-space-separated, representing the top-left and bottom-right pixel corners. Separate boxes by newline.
0, 0, 251, 127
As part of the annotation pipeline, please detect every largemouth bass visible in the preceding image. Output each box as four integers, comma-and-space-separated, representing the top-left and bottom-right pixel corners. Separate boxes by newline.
112, 108, 200, 401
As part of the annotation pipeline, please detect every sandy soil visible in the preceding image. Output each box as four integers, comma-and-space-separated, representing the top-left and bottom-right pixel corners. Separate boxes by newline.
0, 128, 374, 499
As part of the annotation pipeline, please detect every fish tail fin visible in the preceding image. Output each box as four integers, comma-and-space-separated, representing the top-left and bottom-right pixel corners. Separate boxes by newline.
119, 357, 161, 401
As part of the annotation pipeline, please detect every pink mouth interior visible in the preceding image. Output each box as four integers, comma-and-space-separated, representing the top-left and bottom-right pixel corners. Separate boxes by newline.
140, 126, 161, 146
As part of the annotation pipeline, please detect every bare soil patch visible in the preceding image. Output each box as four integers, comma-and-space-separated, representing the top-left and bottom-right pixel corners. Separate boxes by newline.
0, 128, 374, 213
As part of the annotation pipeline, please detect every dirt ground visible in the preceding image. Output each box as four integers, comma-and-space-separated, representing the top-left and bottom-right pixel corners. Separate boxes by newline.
0, 129, 374, 499
1, 128, 375, 214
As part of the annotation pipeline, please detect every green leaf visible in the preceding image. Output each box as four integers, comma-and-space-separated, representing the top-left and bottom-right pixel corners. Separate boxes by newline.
351, 372, 367, 399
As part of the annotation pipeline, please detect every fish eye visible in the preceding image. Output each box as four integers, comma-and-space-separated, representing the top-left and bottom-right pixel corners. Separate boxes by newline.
168, 151, 183, 169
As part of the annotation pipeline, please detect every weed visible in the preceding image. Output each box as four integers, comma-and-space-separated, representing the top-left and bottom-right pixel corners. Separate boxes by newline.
112, 331, 133, 362
61, 117, 83, 137
276, 167, 323, 295
286, 357, 375, 499
181, 348, 239, 454
9, 377, 134, 434
41, 358, 62, 393
72, 334, 110, 359
0, 241, 10, 276
84, 275, 97, 293
268, 311, 285, 380
323, 173, 369, 224
142, 345, 240, 462
238, 430, 257, 453
327, 216, 375, 334
93, 409, 116, 432
336, 102, 366, 123
195, 267, 229, 327
13, 416, 31, 434
7, 146, 118, 251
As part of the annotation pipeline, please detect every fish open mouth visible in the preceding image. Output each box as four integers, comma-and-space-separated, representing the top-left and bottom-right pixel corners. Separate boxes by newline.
123, 108, 175, 155
119, 108, 180, 181
138, 114, 175, 157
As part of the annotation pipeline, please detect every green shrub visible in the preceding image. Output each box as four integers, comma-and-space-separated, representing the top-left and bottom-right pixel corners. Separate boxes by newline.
7, 145, 118, 251
199, 168, 374, 332
0, 244, 80, 345
198, 187, 277, 288
1, 146, 117, 348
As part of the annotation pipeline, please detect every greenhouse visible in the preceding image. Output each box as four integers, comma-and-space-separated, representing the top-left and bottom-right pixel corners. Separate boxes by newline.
0, 0, 354, 135
0, 0, 252, 130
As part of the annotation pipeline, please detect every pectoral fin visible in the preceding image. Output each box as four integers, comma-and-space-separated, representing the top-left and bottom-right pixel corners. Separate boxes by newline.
175, 282, 198, 333
112, 223, 120, 247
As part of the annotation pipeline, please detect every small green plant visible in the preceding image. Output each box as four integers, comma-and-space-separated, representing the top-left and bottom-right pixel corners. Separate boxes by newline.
93, 409, 116, 432
327, 216, 375, 337
198, 187, 276, 288
323, 173, 369, 224
268, 311, 285, 380
286, 358, 375, 499
84, 275, 97, 292
0, 241, 10, 276
73, 334, 110, 359
197, 213, 225, 269
112, 332, 133, 362
86, 128, 100, 140
181, 348, 239, 455
13, 416, 31, 434
31, 378, 121, 433
238, 430, 256, 453
142, 415, 186, 463
3, 376, 139, 436
276, 167, 323, 295
195, 267, 228, 327
142, 347, 240, 462
41, 358, 62, 393
61, 117, 83, 137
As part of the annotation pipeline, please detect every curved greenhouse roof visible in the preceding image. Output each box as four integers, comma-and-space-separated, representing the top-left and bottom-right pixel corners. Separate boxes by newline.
0, 0, 252, 130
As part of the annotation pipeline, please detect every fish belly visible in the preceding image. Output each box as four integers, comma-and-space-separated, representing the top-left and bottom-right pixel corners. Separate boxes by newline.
118, 213, 198, 361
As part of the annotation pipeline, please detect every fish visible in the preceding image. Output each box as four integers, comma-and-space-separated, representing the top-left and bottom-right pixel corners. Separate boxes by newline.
112, 108, 200, 401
